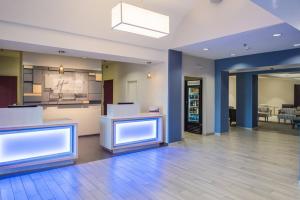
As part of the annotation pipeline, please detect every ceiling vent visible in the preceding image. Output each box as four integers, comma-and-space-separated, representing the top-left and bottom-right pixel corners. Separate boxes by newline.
210, 0, 223, 3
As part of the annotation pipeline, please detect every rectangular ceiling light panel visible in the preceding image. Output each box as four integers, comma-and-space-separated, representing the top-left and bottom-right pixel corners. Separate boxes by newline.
112, 2, 169, 38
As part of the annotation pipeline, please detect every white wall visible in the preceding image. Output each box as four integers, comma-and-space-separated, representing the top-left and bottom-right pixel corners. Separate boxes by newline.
22, 52, 102, 136
103, 61, 167, 114
229, 76, 236, 108
102, 57, 169, 141
23, 52, 102, 70
229, 76, 300, 110
43, 105, 101, 136
0, 20, 166, 64
182, 54, 215, 135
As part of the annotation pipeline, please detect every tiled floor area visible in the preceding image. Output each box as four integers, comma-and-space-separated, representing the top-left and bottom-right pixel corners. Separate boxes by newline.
258, 121, 299, 136
77, 134, 113, 164
1, 128, 300, 200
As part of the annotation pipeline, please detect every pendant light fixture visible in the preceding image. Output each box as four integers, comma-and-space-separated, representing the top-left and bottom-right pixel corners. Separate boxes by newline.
112, 2, 169, 38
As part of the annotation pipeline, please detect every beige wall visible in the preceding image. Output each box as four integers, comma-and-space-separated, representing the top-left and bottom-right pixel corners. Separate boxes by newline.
22, 52, 102, 136
258, 77, 300, 109
0, 51, 22, 104
229, 76, 300, 109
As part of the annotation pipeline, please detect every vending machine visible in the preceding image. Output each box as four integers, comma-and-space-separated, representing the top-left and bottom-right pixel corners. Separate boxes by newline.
184, 80, 202, 134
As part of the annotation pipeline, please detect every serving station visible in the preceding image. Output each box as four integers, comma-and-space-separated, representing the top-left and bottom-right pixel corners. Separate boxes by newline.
0, 107, 77, 176
100, 104, 163, 153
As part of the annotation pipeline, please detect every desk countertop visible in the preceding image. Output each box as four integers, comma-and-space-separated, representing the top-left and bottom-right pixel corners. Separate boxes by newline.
0, 119, 77, 131
101, 113, 163, 120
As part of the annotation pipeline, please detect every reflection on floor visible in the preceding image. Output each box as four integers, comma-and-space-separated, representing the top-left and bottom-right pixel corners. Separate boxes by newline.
78, 134, 113, 164
1, 128, 300, 199
258, 121, 299, 136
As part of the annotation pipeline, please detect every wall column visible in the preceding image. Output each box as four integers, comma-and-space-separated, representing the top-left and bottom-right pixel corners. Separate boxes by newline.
168, 50, 182, 143
236, 73, 258, 128
215, 71, 229, 134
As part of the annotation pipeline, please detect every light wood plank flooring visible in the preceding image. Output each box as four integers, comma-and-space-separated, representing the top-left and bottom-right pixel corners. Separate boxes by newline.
1, 127, 300, 200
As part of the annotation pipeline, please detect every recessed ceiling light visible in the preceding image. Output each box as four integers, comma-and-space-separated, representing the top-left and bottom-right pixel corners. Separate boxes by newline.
203, 48, 209, 51
293, 43, 300, 47
243, 43, 250, 50
273, 33, 281, 37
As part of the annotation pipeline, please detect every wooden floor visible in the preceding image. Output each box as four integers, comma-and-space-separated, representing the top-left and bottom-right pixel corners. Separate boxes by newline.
1, 127, 300, 200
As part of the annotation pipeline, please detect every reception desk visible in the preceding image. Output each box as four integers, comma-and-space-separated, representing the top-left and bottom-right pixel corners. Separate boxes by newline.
0, 107, 77, 176
100, 104, 163, 153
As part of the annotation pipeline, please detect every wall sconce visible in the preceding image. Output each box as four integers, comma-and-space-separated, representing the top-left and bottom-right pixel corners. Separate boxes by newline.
59, 64, 64, 74
147, 72, 152, 79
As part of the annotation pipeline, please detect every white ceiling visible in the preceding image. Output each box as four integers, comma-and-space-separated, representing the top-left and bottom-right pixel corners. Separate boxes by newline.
0, 0, 197, 50
251, 0, 300, 31
171, 0, 282, 49
0, 0, 283, 53
177, 23, 300, 59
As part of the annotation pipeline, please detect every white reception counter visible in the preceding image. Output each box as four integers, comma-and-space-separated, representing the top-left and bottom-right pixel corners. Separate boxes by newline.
100, 104, 163, 153
0, 107, 77, 176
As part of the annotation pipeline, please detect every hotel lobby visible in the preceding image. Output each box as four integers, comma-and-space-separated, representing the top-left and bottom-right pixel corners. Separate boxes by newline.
0, 0, 300, 199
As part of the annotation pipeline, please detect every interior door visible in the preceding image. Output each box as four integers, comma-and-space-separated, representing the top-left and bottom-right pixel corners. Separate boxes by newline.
0, 76, 17, 108
103, 80, 113, 115
295, 84, 300, 107
127, 80, 137, 103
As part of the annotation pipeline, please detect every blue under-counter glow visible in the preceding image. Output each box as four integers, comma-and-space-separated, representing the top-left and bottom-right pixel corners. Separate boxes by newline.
0, 126, 73, 165
114, 118, 158, 146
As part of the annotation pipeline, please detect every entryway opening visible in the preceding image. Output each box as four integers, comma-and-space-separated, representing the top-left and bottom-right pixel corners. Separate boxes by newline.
228, 67, 300, 136
256, 72, 300, 136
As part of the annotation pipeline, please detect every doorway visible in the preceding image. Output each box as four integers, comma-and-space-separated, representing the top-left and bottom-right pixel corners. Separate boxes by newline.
0, 76, 17, 108
228, 70, 300, 136
257, 72, 300, 136
103, 80, 113, 115
184, 77, 203, 134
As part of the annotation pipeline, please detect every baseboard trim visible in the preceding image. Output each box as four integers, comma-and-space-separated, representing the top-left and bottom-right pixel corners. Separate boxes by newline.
214, 132, 229, 136
236, 126, 258, 130
204, 132, 215, 136
78, 133, 100, 137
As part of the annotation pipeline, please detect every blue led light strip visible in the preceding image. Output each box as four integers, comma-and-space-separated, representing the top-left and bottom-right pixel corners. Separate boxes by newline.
113, 118, 159, 147
0, 125, 75, 166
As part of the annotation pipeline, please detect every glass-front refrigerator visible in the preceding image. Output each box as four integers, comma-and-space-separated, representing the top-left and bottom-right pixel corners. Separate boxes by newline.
184, 80, 202, 134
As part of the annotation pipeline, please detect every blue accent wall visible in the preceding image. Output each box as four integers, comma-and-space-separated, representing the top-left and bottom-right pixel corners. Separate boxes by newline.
236, 73, 258, 128
215, 48, 300, 133
215, 71, 229, 133
168, 50, 182, 143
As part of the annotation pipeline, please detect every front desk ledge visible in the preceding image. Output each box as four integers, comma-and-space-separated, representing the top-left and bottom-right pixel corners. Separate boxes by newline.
0, 120, 78, 176
100, 113, 164, 154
